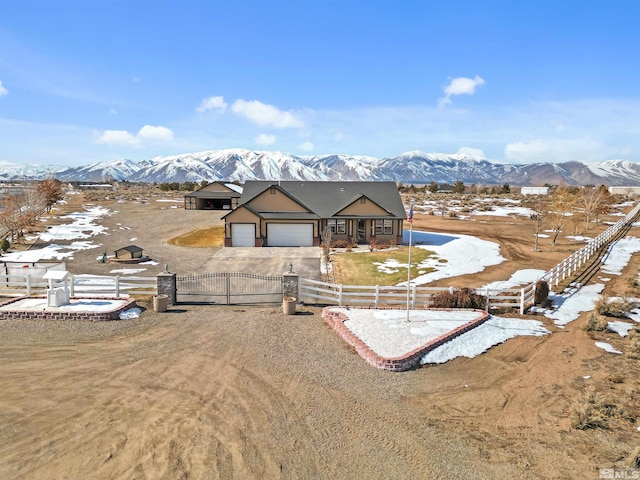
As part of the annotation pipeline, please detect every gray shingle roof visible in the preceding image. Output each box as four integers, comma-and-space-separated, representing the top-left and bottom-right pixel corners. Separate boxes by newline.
240, 181, 406, 219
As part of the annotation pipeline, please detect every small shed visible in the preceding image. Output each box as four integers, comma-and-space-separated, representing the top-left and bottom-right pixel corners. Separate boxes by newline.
113, 245, 144, 260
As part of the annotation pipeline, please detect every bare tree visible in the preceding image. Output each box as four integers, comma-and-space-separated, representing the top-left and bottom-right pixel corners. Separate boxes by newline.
548, 188, 575, 244
529, 196, 546, 252
579, 185, 608, 231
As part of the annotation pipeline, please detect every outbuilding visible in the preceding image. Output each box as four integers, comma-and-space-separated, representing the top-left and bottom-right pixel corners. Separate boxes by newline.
520, 186, 550, 196
184, 182, 243, 210
113, 245, 144, 260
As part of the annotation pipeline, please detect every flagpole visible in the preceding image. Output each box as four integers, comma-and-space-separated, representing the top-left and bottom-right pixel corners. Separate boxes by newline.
406, 201, 414, 322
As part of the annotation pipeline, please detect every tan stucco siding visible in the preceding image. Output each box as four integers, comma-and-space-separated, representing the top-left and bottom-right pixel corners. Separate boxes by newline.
224, 208, 260, 238
337, 199, 389, 216
248, 190, 309, 212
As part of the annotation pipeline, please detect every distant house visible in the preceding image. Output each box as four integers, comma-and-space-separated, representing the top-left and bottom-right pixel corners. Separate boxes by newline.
223, 181, 406, 247
521, 186, 550, 196
608, 186, 640, 197
436, 184, 454, 194
113, 245, 144, 260
184, 182, 243, 210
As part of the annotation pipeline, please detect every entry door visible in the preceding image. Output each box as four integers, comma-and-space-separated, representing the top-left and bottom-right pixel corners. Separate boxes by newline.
357, 219, 366, 242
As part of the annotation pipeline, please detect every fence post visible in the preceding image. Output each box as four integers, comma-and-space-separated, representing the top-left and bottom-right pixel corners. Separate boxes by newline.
226, 273, 231, 304
485, 287, 490, 312
412, 284, 417, 309
520, 287, 525, 315
26, 274, 31, 296
115, 275, 120, 297
338, 284, 343, 306
70, 274, 75, 297
375, 285, 380, 308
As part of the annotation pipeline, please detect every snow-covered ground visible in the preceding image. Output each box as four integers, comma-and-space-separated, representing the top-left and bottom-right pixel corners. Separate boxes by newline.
398, 230, 505, 285
337, 233, 640, 364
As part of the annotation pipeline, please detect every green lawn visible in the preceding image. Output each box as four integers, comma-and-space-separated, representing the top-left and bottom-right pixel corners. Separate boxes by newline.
331, 246, 438, 286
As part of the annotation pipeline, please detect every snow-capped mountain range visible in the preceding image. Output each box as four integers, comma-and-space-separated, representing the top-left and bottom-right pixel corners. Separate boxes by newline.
3, 149, 640, 186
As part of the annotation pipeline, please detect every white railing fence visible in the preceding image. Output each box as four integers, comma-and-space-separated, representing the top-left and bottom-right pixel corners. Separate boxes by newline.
302, 202, 640, 314
0, 273, 157, 298
301, 278, 531, 313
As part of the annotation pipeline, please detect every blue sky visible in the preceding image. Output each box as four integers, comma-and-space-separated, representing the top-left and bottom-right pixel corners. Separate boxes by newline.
1, 1, 640, 167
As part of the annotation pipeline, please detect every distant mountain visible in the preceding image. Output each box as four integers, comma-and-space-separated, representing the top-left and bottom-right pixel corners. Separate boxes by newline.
3, 149, 640, 186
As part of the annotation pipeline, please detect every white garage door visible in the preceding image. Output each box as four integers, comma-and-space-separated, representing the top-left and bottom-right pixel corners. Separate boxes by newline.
267, 223, 313, 247
231, 224, 256, 247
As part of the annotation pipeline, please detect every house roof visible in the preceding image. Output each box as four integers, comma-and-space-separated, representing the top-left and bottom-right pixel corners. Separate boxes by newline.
184, 181, 242, 198
240, 181, 406, 219
114, 245, 143, 253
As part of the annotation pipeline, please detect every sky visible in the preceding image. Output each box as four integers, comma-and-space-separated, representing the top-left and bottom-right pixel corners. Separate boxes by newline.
1, 1, 640, 167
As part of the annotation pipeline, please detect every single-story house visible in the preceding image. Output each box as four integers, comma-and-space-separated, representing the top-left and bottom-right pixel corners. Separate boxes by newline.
521, 186, 550, 196
184, 182, 243, 210
223, 181, 406, 247
113, 245, 144, 260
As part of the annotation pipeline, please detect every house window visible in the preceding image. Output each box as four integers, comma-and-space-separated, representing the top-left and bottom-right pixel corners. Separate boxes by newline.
360, 197, 366, 204
269, 186, 276, 195
374, 219, 393, 235
327, 219, 346, 234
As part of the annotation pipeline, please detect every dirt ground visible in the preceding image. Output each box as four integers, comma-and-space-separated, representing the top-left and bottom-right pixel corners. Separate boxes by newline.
1, 189, 639, 479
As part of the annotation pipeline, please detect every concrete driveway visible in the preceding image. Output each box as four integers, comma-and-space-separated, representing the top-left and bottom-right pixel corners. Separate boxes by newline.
199, 246, 321, 280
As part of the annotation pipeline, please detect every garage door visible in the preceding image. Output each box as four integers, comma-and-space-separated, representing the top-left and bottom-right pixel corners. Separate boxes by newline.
231, 224, 256, 247
267, 223, 313, 247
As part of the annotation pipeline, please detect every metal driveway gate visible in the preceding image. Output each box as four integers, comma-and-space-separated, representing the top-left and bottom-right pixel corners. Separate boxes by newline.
176, 272, 283, 304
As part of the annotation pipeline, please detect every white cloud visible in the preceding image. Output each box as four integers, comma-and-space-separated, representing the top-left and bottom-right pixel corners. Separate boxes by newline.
137, 125, 174, 141
439, 75, 485, 107
254, 133, 276, 146
94, 125, 174, 146
231, 99, 304, 129
133, 76, 142, 83
109, 108, 117, 115
94, 129, 137, 146
457, 147, 485, 158
196, 95, 228, 113
299, 141, 314, 152
504, 137, 618, 163
0, 81, 8, 97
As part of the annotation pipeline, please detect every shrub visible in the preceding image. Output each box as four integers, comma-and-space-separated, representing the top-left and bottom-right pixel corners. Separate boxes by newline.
430, 288, 487, 309
331, 239, 350, 248
626, 336, 640, 360
583, 312, 609, 332
570, 388, 609, 430
596, 296, 637, 318
0, 238, 9, 252
448, 211, 458, 218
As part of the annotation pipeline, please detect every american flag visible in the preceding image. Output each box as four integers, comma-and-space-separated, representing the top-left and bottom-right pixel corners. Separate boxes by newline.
408, 203, 414, 223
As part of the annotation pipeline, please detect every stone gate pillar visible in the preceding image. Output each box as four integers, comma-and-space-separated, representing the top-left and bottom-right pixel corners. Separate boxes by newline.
283, 265, 299, 303
157, 271, 177, 306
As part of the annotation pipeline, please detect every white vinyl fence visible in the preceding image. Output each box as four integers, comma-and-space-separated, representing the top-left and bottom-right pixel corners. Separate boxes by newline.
301, 279, 532, 313
0, 273, 157, 298
302, 202, 640, 314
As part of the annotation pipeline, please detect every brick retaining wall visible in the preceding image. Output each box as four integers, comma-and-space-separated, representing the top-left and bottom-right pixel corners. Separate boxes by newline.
323, 307, 490, 372
0, 297, 138, 322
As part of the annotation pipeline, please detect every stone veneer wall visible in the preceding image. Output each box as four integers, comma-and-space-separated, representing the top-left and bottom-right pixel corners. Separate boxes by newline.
322, 307, 491, 372
0, 297, 138, 322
